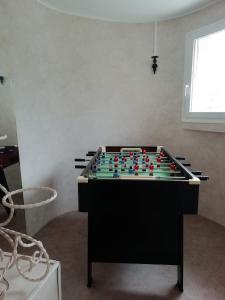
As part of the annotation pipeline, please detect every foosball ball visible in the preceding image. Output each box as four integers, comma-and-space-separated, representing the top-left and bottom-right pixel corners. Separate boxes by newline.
75, 146, 209, 292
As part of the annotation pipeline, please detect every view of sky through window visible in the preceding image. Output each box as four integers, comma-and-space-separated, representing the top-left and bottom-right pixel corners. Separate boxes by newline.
190, 30, 225, 113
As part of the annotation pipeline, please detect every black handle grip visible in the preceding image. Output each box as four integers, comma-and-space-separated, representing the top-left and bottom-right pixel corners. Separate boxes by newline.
75, 158, 85, 162
197, 175, 209, 181
86, 153, 96, 157
192, 171, 202, 175
75, 165, 86, 169
182, 163, 191, 167
176, 156, 186, 160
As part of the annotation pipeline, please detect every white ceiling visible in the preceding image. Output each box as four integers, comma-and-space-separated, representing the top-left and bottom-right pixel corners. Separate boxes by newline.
37, 0, 220, 23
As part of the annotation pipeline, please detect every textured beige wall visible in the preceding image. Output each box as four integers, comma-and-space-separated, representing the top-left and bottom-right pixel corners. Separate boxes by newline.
0, 2, 17, 145
0, 3, 22, 193
159, 0, 225, 227
1, 0, 225, 234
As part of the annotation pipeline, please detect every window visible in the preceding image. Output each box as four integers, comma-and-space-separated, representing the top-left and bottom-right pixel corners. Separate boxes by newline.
183, 19, 225, 124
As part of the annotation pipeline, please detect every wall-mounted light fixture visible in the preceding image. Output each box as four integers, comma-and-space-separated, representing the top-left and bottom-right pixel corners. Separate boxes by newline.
0, 76, 5, 85
152, 22, 159, 74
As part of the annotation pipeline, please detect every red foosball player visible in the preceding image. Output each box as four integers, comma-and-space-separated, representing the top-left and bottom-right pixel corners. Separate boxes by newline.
149, 164, 154, 176
114, 156, 118, 162
160, 151, 165, 157
170, 163, 176, 171
157, 157, 161, 168
134, 165, 139, 175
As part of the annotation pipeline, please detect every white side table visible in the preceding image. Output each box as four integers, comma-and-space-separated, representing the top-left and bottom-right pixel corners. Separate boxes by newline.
3, 253, 62, 300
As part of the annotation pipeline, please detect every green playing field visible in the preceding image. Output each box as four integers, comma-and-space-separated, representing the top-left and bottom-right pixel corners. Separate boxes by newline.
88, 152, 184, 180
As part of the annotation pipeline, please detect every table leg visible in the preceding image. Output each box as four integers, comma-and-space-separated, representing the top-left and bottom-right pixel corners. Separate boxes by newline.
176, 264, 183, 292
87, 258, 92, 287
176, 215, 183, 292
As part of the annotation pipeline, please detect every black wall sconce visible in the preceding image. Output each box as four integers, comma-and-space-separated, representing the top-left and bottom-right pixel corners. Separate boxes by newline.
0, 76, 5, 85
152, 56, 159, 74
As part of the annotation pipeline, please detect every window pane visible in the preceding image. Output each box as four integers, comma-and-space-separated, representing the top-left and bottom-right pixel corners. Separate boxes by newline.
190, 30, 225, 112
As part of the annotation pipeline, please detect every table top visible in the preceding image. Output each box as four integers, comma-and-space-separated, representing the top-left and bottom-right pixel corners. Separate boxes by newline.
0, 146, 19, 169
77, 146, 200, 184
90, 152, 184, 180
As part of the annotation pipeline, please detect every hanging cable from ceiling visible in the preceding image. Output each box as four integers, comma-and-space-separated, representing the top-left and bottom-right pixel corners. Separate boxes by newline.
152, 21, 159, 74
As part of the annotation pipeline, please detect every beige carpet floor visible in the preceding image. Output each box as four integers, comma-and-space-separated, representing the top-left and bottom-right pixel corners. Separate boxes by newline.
1, 208, 225, 299
33, 212, 225, 300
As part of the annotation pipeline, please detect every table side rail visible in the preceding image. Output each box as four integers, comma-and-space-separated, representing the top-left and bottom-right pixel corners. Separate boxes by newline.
163, 147, 200, 184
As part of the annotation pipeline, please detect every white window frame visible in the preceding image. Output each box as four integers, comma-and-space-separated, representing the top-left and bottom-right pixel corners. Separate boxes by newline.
182, 19, 225, 124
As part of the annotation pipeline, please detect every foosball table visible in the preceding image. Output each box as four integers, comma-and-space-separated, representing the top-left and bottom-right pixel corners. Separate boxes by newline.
75, 145, 208, 292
